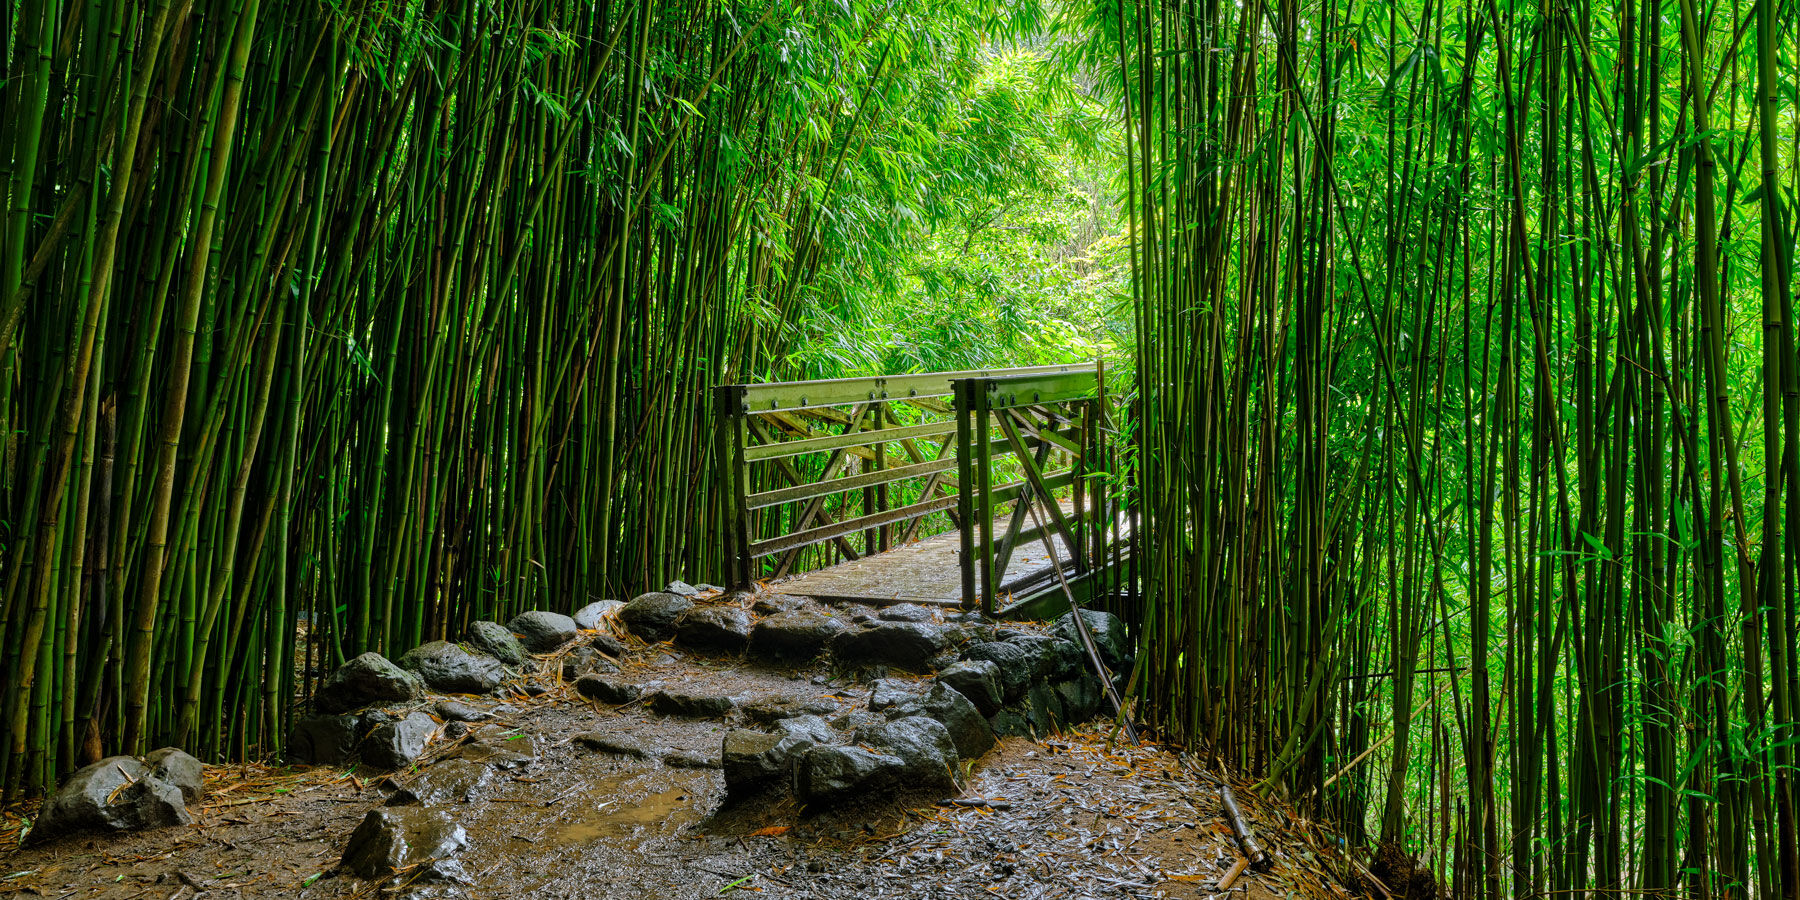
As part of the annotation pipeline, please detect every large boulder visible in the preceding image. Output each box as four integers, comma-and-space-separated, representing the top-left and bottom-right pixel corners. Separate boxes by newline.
364, 711, 438, 770
463, 621, 527, 666
959, 642, 1037, 701
936, 660, 1004, 716
1055, 676, 1105, 723
315, 653, 424, 714
143, 748, 205, 804
795, 745, 905, 805
853, 716, 958, 792
648, 689, 736, 718
889, 684, 995, 760
340, 806, 469, 881
290, 713, 363, 765
722, 729, 816, 793
1006, 634, 1085, 681
750, 610, 847, 659
506, 611, 580, 653
572, 599, 625, 630
398, 641, 507, 694
573, 674, 641, 705
675, 606, 753, 650
1051, 609, 1132, 670
619, 592, 693, 641
26, 755, 192, 844
773, 714, 837, 744
867, 678, 925, 711
831, 622, 950, 670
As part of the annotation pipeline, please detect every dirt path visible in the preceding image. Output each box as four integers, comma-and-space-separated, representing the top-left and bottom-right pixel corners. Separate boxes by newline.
2, 612, 1356, 900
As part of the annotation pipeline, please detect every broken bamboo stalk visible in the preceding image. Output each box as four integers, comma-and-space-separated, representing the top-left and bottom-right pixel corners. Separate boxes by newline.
1218, 856, 1251, 890
1220, 784, 1270, 870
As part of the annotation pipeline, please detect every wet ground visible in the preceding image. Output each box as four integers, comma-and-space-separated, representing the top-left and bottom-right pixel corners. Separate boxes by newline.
2, 622, 1359, 900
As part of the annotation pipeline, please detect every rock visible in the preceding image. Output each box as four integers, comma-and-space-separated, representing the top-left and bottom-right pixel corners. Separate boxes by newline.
290, 713, 362, 765
573, 731, 650, 758
959, 642, 1036, 701
1051, 609, 1131, 670
830, 710, 880, 732
573, 675, 641, 705
649, 689, 736, 718
315, 653, 425, 714
664, 749, 721, 769
25, 757, 191, 844
572, 599, 625, 630
364, 712, 438, 769
620, 592, 693, 640
561, 645, 619, 680
506, 610, 580, 653
853, 716, 958, 791
868, 678, 924, 711
878, 603, 936, 622
1055, 676, 1104, 723
665, 580, 703, 597
773, 715, 837, 744
675, 606, 753, 650
740, 695, 836, 726
831, 622, 950, 670
434, 701, 491, 723
1007, 634, 1084, 681
589, 632, 630, 657
722, 729, 817, 792
989, 708, 1032, 738
890, 684, 995, 759
750, 610, 846, 659
936, 660, 1004, 715
387, 759, 491, 806
1023, 682, 1065, 735
458, 736, 536, 770
463, 621, 527, 666
750, 594, 806, 615
399, 641, 507, 695
142, 748, 205, 804
340, 806, 469, 880
796, 745, 905, 804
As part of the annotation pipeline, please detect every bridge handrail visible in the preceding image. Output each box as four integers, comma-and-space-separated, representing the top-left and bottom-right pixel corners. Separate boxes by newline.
720, 364, 1095, 415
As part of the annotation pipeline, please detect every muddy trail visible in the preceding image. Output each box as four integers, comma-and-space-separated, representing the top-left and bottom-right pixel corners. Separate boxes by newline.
2, 592, 1367, 900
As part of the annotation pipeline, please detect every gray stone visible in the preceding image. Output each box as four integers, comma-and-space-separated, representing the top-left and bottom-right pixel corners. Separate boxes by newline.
387, 759, 492, 806
572, 599, 625, 630
1006, 634, 1084, 681
290, 713, 362, 765
853, 716, 958, 791
399, 641, 507, 694
751, 610, 846, 658
1055, 676, 1104, 723
722, 729, 816, 793
340, 806, 469, 879
364, 712, 438, 770
831, 622, 950, 670
458, 735, 536, 770
506, 610, 580, 653
316, 653, 425, 714
889, 684, 995, 760
463, 621, 527, 666
561, 645, 619, 680
796, 745, 905, 804
1023, 681, 1065, 735
648, 689, 736, 718
620, 592, 693, 640
936, 660, 1004, 715
665, 580, 703, 597
142, 748, 205, 803
675, 605, 753, 650
25, 757, 191, 844
750, 594, 806, 615
989, 708, 1032, 738
664, 749, 722, 769
434, 701, 491, 723
878, 603, 935, 622
959, 642, 1036, 701
573, 731, 650, 758
829, 710, 880, 731
573, 674, 642, 705
773, 714, 837, 744
589, 632, 629, 657
1051, 609, 1132, 670
741, 695, 835, 726
868, 678, 924, 711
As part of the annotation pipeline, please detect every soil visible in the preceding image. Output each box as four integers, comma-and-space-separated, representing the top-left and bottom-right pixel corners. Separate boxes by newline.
1, 606, 1364, 900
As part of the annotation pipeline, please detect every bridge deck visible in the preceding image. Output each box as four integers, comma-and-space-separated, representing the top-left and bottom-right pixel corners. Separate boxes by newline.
772, 510, 1081, 608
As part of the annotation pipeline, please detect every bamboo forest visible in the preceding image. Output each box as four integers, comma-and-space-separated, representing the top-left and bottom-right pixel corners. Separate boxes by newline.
1, 0, 1797, 895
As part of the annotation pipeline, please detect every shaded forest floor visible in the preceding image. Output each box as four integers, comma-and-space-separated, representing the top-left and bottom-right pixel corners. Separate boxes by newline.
2, 608, 1364, 899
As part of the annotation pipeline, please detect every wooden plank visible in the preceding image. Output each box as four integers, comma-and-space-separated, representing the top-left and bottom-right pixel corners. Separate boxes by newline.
746, 457, 958, 510
731, 364, 1095, 414
747, 495, 961, 558
743, 419, 957, 461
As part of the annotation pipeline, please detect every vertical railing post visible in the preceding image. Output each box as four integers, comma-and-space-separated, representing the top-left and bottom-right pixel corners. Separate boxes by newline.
975, 381, 996, 615
955, 380, 977, 609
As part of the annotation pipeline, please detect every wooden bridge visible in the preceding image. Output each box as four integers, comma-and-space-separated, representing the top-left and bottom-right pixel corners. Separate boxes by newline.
714, 364, 1132, 617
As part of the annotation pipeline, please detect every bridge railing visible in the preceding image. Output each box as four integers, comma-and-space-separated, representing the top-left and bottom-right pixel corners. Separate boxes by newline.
713, 365, 1094, 590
